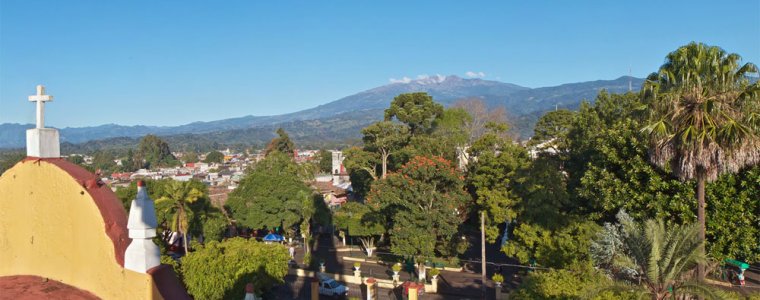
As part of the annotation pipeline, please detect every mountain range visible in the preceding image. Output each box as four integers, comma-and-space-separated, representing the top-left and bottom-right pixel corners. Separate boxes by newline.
0, 75, 644, 151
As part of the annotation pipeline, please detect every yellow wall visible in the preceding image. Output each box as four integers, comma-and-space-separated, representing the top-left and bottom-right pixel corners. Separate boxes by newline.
0, 160, 160, 299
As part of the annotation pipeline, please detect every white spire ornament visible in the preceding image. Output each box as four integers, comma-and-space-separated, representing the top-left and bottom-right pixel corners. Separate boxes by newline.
124, 181, 161, 273
26, 85, 60, 158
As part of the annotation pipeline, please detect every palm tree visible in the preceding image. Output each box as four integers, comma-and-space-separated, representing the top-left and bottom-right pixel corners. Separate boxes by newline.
641, 42, 760, 279
594, 219, 726, 300
156, 180, 204, 255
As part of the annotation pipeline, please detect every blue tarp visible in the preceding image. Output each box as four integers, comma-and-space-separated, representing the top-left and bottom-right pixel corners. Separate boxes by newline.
263, 233, 284, 242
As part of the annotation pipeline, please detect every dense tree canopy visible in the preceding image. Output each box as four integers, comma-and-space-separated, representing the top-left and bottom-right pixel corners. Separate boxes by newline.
264, 128, 296, 156
181, 238, 289, 299
467, 122, 529, 242
315, 149, 333, 174
333, 202, 385, 256
368, 156, 470, 260
361, 121, 409, 178
384, 92, 444, 135
226, 151, 312, 235
204, 150, 224, 163
136, 134, 179, 169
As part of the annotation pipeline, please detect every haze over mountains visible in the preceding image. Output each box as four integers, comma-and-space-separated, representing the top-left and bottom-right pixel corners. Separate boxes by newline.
0, 75, 644, 150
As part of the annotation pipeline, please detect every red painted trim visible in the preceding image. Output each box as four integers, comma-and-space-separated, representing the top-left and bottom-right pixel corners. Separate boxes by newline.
22, 157, 130, 267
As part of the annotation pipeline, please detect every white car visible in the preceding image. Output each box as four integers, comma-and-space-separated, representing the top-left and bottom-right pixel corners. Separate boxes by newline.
317, 273, 349, 297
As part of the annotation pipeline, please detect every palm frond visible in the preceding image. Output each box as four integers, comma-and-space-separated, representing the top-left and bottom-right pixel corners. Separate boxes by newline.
675, 280, 731, 300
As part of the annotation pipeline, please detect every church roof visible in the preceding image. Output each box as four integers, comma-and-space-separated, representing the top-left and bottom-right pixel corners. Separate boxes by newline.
0, 275, 100, 300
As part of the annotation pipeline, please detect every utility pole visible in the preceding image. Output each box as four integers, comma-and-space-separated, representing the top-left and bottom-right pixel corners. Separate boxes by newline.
481, 211, 487, 297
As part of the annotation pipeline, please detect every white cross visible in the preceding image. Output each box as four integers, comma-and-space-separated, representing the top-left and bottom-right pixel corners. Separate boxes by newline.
28, 85, 53, 129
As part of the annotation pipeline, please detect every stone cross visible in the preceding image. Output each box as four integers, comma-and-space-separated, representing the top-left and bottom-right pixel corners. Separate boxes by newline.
28, 85, 53, 129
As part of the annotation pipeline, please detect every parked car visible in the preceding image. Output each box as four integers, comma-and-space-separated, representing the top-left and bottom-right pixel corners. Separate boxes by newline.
317, 273, 349, 297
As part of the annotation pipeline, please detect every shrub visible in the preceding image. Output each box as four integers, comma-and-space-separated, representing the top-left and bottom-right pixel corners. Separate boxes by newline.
392, 263, 402, 272
492, 273, 503, 283
429, 268, 440, 277
510, 262, 636, 300
181, 238, 289, 299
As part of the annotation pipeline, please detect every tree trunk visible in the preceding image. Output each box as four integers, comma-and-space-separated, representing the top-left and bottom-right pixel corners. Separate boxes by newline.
481, 211, 487, 296
381, 151, 388, 179
180, 207, 189, 256
696, 174, 706, 281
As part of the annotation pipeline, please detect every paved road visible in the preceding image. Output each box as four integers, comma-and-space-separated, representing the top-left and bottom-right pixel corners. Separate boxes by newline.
275, 234, 510, 299
272, 275, 484, 300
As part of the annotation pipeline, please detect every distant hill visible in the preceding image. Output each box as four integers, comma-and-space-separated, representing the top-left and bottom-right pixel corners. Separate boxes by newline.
0, 75, 643, 150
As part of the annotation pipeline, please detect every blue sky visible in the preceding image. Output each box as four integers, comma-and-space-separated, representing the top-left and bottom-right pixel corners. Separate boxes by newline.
1, 1, 758, 127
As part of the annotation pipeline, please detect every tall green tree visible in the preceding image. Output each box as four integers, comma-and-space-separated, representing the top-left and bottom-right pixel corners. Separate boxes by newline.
467, 122, 529, 292
204, 151, 224, 163
368, 156, 470, 275
91, 150, 117, 173
342, 146, 380, 199
264, 128, 296, 156
315, 149, 333, 174
136, 134, 178, 169
528, 109, 576, 156
155, 180, 205, 255
226, 151, 312, 235
432, 107, 473, 167
641, 42, 760, 279
333, 202, 385, 257
361, 121, 409, 179
384, 92, 444, 135
592, 218, 726, 300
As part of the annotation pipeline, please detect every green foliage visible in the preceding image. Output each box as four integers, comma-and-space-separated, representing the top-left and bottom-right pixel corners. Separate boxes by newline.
392, 263, 402, 272
201, 214, 228, 243
182, 151, 199, 163
467, 122, 530, 242
567, 92, 696, 222
592, 218, 726, 299
368, 156, 470, 259
203, 151, 224, 163
528, 109, 576, 159
136, 134, 179, 169
511, 262, 636, 300
181, 238, 289, 299
91, 150, 117, 173
226, 151, 313, 232
316, 149, 333, 173
0, 151, 25, 174
491, 273, 503, 283
342, 146, 380, 198
705, 166, 760, 262
333, 202, 384, 238
563, 90, 760, 261
116, 179, 217, 241
384, 92, 444, 135
641, 42, 760, 182
503, 221, 600, 269
264, 128, 295, 156
361, 121, 410, 178
66, 154, 85, 165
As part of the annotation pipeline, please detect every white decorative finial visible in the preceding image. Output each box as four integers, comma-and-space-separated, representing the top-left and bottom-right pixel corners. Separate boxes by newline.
124, 181, 161, 273
25, 85, 59, 158
28, 84, 53, 129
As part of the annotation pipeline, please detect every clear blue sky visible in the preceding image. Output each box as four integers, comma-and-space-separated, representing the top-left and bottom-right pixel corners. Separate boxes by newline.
1, 1, 758, 127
